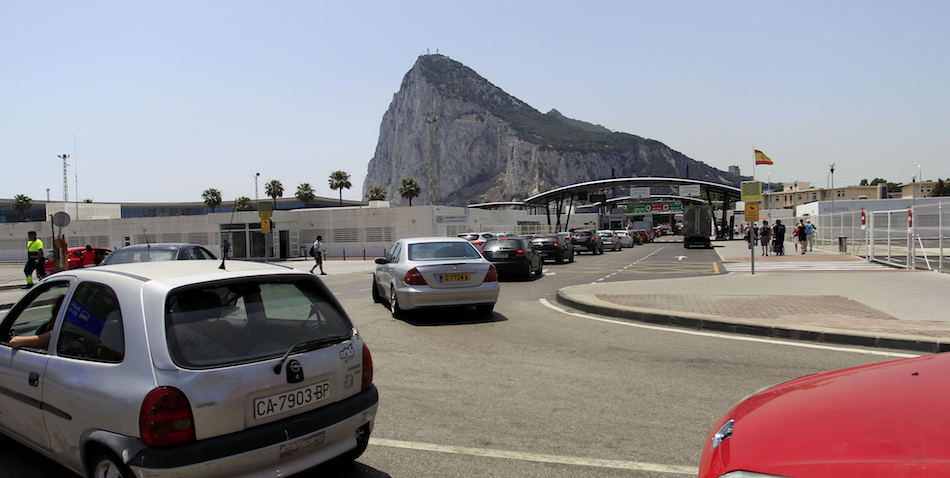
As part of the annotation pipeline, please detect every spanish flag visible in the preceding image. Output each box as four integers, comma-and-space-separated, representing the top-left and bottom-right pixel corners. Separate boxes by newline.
754, 149, 773, 165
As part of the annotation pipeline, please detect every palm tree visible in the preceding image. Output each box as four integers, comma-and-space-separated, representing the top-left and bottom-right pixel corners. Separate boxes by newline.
235, 196, 253, 211
328, 170, 352, 207
202, 188, 222, 212
366, 185, 387, 201
265, 180, 284, 208
399, 177, 421, 206
12, 194, 32, 220
295, 183, 316, 205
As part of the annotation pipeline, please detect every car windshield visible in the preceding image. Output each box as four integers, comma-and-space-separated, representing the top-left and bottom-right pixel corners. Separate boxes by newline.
103, 248, 176, 264
165, 278, 353, 368
408, 242, 481, 260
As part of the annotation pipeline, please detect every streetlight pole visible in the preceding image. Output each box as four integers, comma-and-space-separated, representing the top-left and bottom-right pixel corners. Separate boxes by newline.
255, 172, 261, 200
913, 162, 921, 207
829, 162, 836, 246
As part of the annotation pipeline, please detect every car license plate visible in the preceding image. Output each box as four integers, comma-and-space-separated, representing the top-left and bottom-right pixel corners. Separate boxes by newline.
439, 273, 470, 282
254, 380, 331, 420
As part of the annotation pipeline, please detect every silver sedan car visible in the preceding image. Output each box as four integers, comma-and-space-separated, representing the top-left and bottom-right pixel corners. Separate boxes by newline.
372, 237, 500, 317
0, 261, 377, 478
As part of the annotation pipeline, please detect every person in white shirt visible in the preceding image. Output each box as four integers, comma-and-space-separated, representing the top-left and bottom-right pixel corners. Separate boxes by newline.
309, 235, 326, 275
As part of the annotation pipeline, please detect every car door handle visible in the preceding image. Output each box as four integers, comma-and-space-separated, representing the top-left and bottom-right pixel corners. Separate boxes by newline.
28, 372, 39, 387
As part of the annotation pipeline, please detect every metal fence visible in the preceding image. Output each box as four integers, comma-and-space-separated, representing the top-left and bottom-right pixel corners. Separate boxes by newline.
809, 202, 947, 273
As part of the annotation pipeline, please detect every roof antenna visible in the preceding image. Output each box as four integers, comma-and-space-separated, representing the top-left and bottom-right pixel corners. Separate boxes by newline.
220, 199, 239, 270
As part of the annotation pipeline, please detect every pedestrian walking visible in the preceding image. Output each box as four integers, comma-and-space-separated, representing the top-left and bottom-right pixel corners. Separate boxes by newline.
23, 231, 46, 288
309, 235, 326, 275
759, 220, 772, 256
772, 220, 786, 255
806, 220, 817, 252
796, 219, 808, 254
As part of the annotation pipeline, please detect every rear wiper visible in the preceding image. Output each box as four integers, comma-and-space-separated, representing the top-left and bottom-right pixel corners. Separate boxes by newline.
272, 334, 351, 374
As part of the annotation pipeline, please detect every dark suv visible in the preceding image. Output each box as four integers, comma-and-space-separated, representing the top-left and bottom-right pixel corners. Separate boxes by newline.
570, 229, 603, 255
530, 234, 575, 263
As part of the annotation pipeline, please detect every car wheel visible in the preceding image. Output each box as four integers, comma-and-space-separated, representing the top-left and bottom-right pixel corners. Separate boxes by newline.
535, 261, 543, 278
389, 286, 403, 319
569, 250, 575, 263
523, 263, 532, 280
475, 303, 495, 315
89, 452, 133, 478
556, 253, 563, 264
371, 276, 381, 303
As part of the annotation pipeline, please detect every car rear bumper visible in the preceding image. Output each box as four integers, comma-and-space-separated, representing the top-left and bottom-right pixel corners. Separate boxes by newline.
128, 386, 378, 478
396, 283, 499, 310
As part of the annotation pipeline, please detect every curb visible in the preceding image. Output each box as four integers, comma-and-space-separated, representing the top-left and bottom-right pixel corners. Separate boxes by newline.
555, 289, 949, 354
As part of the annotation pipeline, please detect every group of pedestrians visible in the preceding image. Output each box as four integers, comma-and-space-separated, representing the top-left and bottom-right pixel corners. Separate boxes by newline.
744, 218, 817, 256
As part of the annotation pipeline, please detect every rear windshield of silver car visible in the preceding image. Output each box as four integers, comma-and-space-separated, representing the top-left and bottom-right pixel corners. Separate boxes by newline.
164, 277, 353, 369
105, 249, 177, 264
408, 242, 481, 260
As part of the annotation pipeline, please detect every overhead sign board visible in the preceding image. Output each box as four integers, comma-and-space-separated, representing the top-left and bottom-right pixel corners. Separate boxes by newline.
589, 193, 607, 204
651, 204, 670, 212
678, 185, 700, 197
669, 203, 684, 212
630, 187, 651, 199
632, 204, 652, 213
741, 181, 762, 202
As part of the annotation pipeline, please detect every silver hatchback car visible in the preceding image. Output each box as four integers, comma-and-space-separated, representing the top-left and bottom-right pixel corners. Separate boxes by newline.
372, 237, 500, 317
0, 260, 377, 478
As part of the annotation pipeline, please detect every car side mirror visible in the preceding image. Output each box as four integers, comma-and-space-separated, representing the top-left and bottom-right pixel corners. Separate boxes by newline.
374, 258, 387, 264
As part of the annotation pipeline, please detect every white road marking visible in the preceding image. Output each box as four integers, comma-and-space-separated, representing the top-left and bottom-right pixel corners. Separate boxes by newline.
545, 271, 556, 276
371, 438, 697, 475
597, 246, 667, 282
674, 255, 687, 261
358, 288, 370, 292
539, 299, 918, 359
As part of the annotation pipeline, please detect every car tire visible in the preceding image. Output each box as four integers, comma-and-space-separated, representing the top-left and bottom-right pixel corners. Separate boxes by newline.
475, 303, 495, 315
523, 263, 532, 280
535, 261, 543, 278
371, 276, 381, 303
389, 286, 403, 319
556, 253, 563, 264
569, 251, 575, 263
89, 452, 134, 478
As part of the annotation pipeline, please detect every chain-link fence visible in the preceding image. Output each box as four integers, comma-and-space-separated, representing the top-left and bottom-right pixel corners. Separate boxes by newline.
805, 202, 947, 273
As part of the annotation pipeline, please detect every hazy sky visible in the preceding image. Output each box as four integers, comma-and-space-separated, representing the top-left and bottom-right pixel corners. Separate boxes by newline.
3, 0, 947, 204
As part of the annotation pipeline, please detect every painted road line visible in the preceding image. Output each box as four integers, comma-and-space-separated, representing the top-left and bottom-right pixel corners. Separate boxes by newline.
539, 299, 918, 359
712, 262, 720, 274
371, 438, 697, 475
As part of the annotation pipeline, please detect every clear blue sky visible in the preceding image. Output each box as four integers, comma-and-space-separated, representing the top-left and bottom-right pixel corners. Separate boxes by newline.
2, 0, 947, 203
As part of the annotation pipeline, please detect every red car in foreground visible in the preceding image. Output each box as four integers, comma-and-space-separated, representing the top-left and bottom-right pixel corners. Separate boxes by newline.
43, 246, 111, 275
699, 352, 950, 477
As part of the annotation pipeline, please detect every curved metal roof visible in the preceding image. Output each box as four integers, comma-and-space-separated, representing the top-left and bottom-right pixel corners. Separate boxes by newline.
466, 201, 527, 209
523, 177, 741, 206
589, 194, 708, 207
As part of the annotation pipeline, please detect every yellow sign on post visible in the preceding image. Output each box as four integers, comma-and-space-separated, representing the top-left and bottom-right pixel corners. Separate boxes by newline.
741, 181, 762, 202
745, 202, 760, 222
261, 218, 272, 234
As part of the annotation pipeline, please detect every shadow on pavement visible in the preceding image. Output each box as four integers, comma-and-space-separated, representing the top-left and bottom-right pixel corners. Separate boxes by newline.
297, 460, 391, 477
400, 307, 508, 327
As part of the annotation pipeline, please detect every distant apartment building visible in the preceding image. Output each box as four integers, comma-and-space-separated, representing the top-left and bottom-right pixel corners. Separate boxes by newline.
899, 180, 937, 199
762, 181, 883, 210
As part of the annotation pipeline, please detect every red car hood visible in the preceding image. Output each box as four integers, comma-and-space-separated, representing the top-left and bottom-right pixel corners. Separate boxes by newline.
701, 353, 950, 477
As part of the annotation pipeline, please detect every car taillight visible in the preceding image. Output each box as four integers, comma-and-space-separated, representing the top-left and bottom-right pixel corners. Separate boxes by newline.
515, 249, 526, 257
484, 264, 498, 282
139, 387, 195, 447
473, 241, 484, 247
404, 267, 427, 285
361, 343, 374, 391
554, 241, 559, 247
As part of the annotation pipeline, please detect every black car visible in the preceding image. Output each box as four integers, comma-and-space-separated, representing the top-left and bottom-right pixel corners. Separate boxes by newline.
100, 243, 217, 265
530, 233, 575, 263
570, 229, 604, 255
479, 238, 542, 280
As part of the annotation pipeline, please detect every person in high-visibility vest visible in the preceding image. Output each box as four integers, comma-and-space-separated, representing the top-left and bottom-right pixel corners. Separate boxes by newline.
24, 230, 46, 289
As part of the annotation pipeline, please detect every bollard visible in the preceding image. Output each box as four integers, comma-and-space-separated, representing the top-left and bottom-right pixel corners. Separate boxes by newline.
363, 249, 366, 260
343, 249, 346, 261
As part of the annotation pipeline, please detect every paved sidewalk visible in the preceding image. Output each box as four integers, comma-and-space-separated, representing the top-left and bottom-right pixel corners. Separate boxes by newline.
557, 239, 950, 353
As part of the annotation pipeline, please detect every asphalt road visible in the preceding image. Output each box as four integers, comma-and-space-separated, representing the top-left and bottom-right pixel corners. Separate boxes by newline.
0, 239, 913, 477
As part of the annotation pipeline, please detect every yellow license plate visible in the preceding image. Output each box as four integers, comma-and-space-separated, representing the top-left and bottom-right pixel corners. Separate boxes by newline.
440, 273, 470, 282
